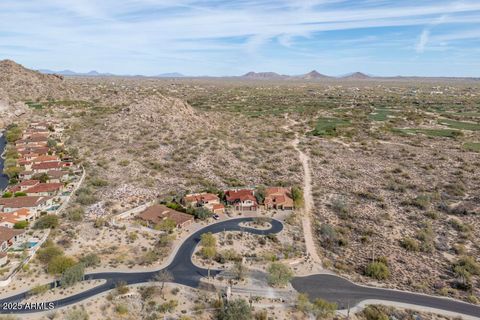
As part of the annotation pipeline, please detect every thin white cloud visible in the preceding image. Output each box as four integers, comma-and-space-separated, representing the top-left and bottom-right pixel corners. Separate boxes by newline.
416, 29, 430, 53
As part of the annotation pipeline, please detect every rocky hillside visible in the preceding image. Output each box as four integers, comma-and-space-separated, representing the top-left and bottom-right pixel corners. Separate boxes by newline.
0, 59, 64, 101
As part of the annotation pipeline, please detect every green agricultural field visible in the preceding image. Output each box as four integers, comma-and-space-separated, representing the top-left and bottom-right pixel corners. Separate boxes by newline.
438, 119, 480, 131
464, 142, 480, 152
312, 117, 351, 136
392, 128, 463, 138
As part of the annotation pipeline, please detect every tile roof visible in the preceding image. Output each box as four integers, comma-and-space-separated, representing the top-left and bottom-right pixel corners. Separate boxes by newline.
0, 226, 24, 242
24, 183, 63, 194
32, 162, 65, 170
137, 205, 193, 227
0, 196, 51, 208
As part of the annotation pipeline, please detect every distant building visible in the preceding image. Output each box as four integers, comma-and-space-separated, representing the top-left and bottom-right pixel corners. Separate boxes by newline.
0, 227, 25, 252
264, 187, 294, 210
136, 204, 193, 229
0, 196, 53, 216
224, 189, 258, 211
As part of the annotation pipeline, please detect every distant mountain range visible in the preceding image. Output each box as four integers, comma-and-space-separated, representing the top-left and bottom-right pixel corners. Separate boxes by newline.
239, 70, 371, 80
37, 68, 478, 81
38, 69, 186, 78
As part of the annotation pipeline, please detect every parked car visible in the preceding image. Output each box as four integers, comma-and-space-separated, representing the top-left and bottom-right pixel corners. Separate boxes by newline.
213, 214, 220, 220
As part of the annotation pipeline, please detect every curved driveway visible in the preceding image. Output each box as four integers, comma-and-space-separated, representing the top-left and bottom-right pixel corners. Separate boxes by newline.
1, 217, 479, 318
0, 217, 283, 313
292, 274, 480, 318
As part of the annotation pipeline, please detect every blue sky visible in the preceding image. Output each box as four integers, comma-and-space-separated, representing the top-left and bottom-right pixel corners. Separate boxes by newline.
0, 0, 479, 76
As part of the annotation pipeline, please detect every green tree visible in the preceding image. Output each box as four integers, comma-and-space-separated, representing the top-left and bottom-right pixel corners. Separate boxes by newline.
34, 215, 59, 229
194, 207, 212, 220
291, 186, 304, 208
13, 221, 28, 229
255, 185, 266, 204
156, 218, 177, 233
61, 263, 85, 287
14, 192, 27, 197
267, 262, 293, 287
47, 255, 76, 274
200, 232, 216, 247
217, 298, 253, 320
201, 246, 216, 260
5, 125, 22, 143
2, 192, 13, 198
3, 166, 22, 179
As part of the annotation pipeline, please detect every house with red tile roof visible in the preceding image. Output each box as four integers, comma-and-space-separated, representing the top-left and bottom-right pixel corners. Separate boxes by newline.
24, 183, 64, 196
0, 209, 34, 228
7, 180, 40, 193
183, 193, 220, 207
46, 170, 69, 183
18, 171, 34, 181
0, 196, 53, 215
31, 161, 67, 173
32, 155, 59, 163
225, 189, 258, 211
136, 205, 193, 229
264, 187, 294, 210
211, 203, 225, 214
0, 227, 25, 252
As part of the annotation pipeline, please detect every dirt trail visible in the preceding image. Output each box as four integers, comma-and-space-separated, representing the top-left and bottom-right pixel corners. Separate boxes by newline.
284, 115, 323, 269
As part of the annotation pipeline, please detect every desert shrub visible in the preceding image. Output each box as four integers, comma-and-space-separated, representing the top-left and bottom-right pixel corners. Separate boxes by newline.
34, 215, 59, 229
157, 300, 178, 313
217, 298, 252, 320
318, 224, 340, 250
312, 298, 337, 318
61, 263, 85, 287
400, 237, 419, 252
79, 253, 100, 267
29, 284, 49, 296
65, 308, 89, 320
267, 262, 293, 287
67, 206, 84, 221
453, 256, 480, 275
47, 255, 76, 274
115, 304, 128, 315
37, 244, 63, 264
365, 261, 389, 280
362, 305, 389, 320
331, 196, 351, 219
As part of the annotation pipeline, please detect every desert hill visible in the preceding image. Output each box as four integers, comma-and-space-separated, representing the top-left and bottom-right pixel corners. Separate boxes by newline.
0, 60, 65, 101
299, 70, 330, 79
342, 71, 370, 79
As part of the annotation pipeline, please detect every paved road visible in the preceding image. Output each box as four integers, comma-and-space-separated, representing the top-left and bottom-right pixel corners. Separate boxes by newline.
292, 274, 480, 318
0, 217, 283, 313
1, 217, 479, 318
